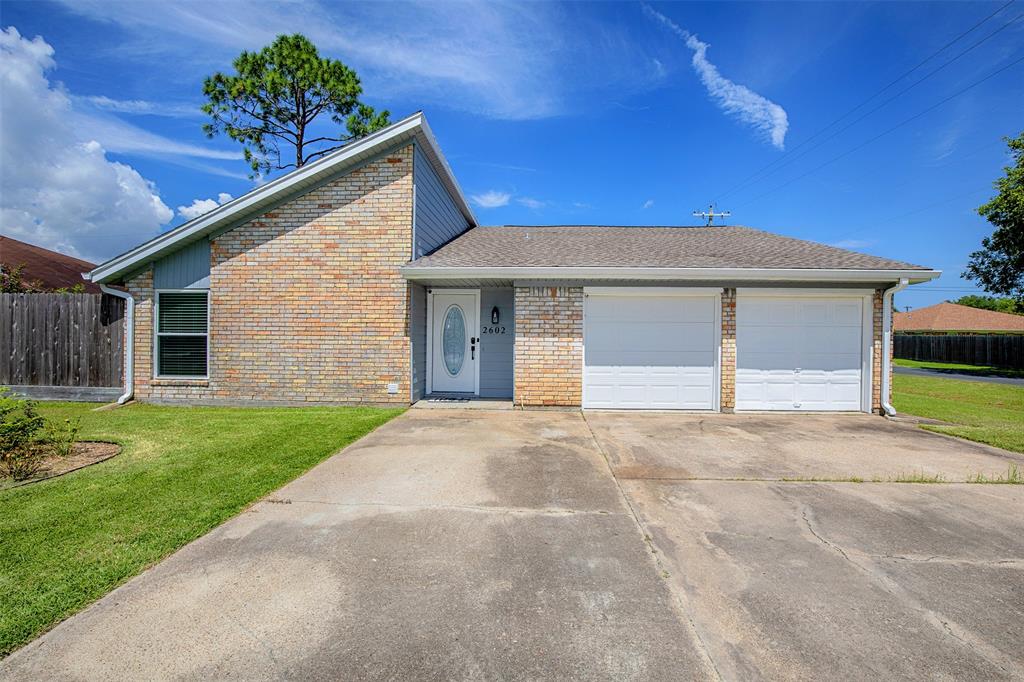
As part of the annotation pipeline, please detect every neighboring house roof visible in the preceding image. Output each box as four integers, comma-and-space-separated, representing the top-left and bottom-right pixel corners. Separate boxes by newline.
0, 235, 102, 293
894, 302, 1024, 332
87, 111, 475, 285
402, 225, 939, 283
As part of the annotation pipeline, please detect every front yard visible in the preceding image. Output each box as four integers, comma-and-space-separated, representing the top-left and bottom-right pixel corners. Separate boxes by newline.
0, 402, 402, 656
893, 373, 1024, 454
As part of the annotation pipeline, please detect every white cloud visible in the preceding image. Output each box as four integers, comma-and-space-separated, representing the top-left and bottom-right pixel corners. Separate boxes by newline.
645, 5, 789, 149
830, 239, 874, 249
177, 192, 233, 220
471, 191, 511, 209
80, 95, 203, 118
0, 27, 173, 262
70, 111, 241, 161
516, 197, 545, 210
58, 0, 666, 120
642, 199, 655, 209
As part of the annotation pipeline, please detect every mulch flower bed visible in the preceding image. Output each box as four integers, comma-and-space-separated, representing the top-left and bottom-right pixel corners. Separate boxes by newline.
3, 442, 121, 488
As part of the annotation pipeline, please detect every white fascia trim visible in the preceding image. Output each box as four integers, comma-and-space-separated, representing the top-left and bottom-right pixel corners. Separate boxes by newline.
89, 112, 474, 285
401, 266, 942, 283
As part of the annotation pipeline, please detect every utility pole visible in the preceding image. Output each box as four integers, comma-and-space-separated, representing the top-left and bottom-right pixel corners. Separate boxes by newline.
693, 204, 731, 226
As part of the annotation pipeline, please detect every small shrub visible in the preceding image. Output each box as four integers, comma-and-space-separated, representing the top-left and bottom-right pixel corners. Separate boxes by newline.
44, 417, 81, 458
0, 387, 47, 480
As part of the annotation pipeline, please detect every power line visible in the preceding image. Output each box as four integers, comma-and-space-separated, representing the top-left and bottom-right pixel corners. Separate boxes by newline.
732, 52, 1024, 209
718, 7, 1023, 202
713, 0, 1017, 202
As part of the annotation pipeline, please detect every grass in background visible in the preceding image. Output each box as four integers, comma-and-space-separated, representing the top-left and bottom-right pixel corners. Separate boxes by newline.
894, 358, 1024, 379
0, 402, 402, 656
893, 373, 1024, 453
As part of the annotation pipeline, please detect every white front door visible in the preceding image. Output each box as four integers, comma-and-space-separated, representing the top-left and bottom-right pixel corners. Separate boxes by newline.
430, 290, 479, 394
583, 290, 719, 410
736, 294, 868, 411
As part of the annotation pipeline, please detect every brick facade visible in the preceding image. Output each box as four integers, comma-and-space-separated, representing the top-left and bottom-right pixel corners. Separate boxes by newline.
872, 288, 884, 414
720, 288, 737, 412
513, 286, 583, 406
126, 145, 415, 404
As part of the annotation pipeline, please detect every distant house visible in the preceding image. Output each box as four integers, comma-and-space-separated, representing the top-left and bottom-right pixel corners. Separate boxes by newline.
895, 302, 1024, 334
0, 236, 101, 293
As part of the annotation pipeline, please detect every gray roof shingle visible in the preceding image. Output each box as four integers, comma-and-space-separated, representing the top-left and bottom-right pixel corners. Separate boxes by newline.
407, 225, 928, 271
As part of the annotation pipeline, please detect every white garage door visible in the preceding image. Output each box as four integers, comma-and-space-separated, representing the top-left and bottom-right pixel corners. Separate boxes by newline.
584, 291, 718, 410
736, 295, 867, 411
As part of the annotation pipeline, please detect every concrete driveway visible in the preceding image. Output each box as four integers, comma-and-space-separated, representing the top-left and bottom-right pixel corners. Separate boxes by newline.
3, 410, 1022, 680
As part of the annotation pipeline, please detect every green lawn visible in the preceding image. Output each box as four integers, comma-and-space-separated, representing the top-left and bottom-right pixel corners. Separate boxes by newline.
0, 402, 402, 656
893, 373, 1024, 453
894, 358, 1024, 379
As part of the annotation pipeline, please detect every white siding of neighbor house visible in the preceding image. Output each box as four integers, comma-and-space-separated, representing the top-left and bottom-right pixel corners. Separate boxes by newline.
413, 144, 469, 259
479, 288, 514, 398
153, 238, 210, 289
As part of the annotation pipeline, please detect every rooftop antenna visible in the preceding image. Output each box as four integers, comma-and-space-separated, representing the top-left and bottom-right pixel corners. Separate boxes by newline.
693, 204, 731, 226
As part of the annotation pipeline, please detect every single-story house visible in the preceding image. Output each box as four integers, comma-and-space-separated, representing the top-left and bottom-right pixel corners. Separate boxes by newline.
85, 112, 939, 414
895, 302, 1024, 334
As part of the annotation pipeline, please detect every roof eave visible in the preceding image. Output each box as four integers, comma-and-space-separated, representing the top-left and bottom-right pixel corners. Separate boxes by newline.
399, 266, 942, 284
88, 111, 475, 285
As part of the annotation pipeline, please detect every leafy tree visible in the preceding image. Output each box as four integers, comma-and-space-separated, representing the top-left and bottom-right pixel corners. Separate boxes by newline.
964, 132, 1024, 303
202, 34, 390, 177
1, 263, 85, 294
952, 294, 1023, 315
1, 263, 43, 293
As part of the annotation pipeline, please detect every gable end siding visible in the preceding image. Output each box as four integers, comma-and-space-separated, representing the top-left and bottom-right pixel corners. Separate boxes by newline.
413, 143, 470, 258
153, 238, 211, 289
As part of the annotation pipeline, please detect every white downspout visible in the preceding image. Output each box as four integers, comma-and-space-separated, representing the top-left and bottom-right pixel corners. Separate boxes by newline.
880, 278, 908, 416
100, 284, 135, 405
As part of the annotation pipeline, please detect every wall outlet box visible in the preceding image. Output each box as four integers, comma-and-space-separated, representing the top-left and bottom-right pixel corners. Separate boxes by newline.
386, 383, 399, 394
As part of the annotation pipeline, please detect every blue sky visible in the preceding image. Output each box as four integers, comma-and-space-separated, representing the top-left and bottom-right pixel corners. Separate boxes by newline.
1, 1, 1021, 310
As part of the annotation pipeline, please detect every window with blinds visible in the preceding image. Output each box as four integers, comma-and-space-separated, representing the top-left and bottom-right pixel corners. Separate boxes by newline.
156, 291, 209, 377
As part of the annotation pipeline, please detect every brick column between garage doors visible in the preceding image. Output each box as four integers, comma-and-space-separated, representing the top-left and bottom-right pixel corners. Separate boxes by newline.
514, 286, 583, 407
720, 288, 737, 412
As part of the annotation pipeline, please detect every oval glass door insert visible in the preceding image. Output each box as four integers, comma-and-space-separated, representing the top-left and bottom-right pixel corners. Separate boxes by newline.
442, 305, 466, 376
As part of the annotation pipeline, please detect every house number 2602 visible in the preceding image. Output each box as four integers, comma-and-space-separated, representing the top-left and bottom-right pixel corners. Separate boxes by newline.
481, 326, 506, 335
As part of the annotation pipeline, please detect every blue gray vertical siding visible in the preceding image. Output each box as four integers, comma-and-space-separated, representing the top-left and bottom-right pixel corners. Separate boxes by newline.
413, 144, 469, 258
153, 239, 210, 289
410, 283, 427, 402
478, 288, 514, 398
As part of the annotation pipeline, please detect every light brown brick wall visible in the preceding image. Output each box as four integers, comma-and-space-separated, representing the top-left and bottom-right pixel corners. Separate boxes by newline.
514, 286, 583, 406
872, 288, 884, 414
720, 288, 737, 411
126, 145, 415, 404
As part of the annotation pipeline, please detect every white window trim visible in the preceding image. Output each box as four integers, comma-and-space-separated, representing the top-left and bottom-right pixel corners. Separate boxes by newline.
154, 289, 211, 380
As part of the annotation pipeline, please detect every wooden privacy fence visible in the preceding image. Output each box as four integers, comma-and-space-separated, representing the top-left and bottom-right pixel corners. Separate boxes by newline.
1, 293, 125, 400
894, 334, 1024, 369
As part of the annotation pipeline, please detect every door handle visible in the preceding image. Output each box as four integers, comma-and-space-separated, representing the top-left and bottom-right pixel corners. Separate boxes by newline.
470, 337, 476, 360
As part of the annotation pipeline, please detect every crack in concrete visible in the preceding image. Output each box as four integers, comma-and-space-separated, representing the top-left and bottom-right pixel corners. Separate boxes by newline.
262, 498, 622, 517
872, 554, 1024, 568
783, 491, 1012, 674
581, 412, 724, 682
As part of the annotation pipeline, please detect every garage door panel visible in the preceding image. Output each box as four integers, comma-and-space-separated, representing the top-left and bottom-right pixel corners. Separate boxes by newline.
737, 295, 866, 412
583, 293, 717, 410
